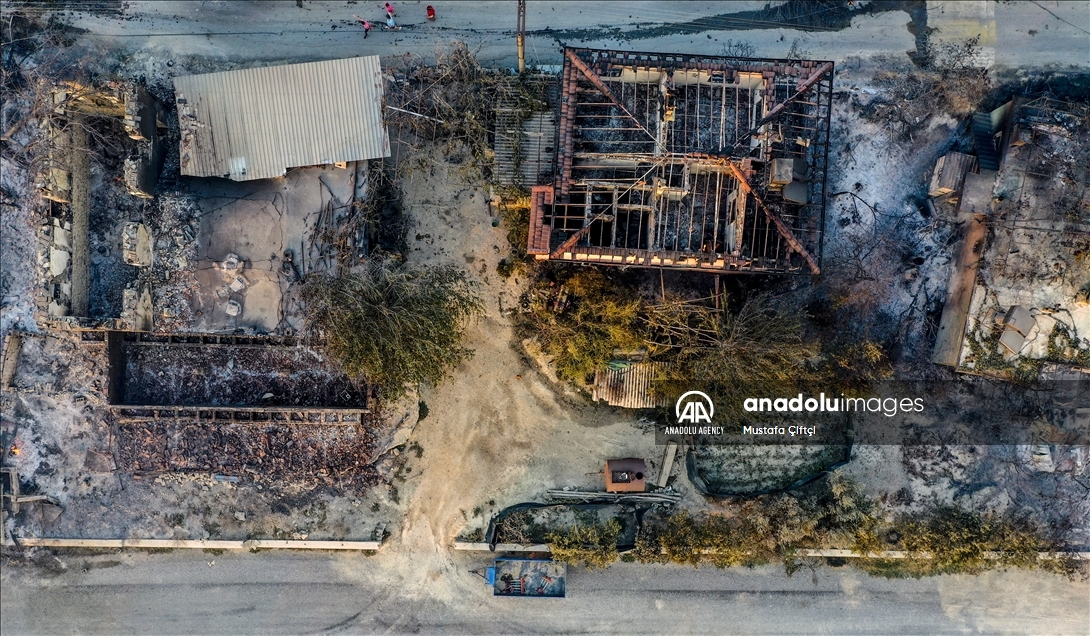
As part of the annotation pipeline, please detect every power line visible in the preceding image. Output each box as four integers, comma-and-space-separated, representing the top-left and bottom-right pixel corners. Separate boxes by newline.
1027, 0, 1090, 36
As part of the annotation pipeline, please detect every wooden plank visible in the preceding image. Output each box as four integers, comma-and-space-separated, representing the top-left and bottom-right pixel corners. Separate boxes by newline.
1, 333, 24, 388
563, 49, 655, 142
724, 161, 820, 274
657, 442, 678, 488
932, 215, 988, 366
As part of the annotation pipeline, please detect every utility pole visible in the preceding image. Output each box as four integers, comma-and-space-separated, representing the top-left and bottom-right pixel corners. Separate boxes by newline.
517, 0, 526, 73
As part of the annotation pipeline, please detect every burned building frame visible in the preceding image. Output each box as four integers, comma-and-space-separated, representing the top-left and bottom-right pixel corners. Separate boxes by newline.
527, 48, 833, 275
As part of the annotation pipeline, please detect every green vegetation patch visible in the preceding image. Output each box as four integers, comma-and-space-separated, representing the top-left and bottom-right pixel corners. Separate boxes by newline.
691, 443, 847, 494
302, 260, 483, 401
512, 476, 1078, 579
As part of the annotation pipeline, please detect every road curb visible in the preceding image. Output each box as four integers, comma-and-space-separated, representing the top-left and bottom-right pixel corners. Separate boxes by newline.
4, 537, 383, 551
453, 541, 550, 552
452, 542, 1090, 560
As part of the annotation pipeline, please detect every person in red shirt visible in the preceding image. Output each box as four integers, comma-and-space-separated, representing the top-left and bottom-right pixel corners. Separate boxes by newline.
384, 2, 395, 17
426, 5, 436, 20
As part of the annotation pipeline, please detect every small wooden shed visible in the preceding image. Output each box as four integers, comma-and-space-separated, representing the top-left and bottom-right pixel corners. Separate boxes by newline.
929, 152, 977, 198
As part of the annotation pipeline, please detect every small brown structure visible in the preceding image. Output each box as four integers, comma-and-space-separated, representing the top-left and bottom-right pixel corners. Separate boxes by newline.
928, 151, 976, 198
605, 458, 647, 493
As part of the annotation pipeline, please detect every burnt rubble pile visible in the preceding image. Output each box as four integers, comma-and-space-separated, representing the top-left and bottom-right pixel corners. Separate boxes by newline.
121, 344, 371, 407
117, 421, 383, 485
147, 192, 202, 332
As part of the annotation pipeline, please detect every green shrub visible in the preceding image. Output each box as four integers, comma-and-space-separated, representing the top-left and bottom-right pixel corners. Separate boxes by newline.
649, 294, 825, 417
498, 191, 531, 277
548, 518, 622, 569
526, 270, 644, 383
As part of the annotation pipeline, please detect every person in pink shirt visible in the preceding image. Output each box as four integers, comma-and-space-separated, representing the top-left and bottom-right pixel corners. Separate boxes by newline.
353, 15, 371, 37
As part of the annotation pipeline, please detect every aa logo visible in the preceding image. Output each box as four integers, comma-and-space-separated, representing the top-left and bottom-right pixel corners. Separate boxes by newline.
676, 391, 714, 424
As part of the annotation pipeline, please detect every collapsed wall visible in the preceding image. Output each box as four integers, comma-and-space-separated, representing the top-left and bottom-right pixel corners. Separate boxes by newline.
34, 81, 166, 326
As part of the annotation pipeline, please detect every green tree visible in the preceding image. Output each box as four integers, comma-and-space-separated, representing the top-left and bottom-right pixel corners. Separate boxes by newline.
648, 294, 824, 416
530, 270, 644, 383
301, 261, 482, 400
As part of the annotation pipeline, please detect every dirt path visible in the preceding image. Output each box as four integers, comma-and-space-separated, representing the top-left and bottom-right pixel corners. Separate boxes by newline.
391, 155, 577, 552
387, 148, 709, 558
398, 317, 572, 549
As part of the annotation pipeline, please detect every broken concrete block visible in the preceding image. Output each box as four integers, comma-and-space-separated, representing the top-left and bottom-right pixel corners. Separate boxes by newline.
121, 222, 153, 266
219, 253, 243, 273
136, 286, 154, 331
121, 285, 154, 331
999, 327, 1027, 356
228, 275, 248, 293
39, 502, 64, 524
52, 218, 72, 249
49, 248, 70, 278
769, 158, 794, 186
1000, 305, 1035, 337
47, 300, 68, 317
83, 450, 114, 473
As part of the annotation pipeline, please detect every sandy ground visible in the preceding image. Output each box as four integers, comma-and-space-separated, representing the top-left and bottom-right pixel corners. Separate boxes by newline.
387, 150, 689, 552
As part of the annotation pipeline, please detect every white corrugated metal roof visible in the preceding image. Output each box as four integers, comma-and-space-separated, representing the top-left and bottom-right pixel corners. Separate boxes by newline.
174, 56, 389, 181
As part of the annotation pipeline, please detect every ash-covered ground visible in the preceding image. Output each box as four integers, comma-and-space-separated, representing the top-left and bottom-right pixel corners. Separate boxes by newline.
121, 344, 369, 407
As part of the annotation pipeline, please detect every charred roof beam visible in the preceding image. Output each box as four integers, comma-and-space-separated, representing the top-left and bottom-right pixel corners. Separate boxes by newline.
564, 49, 657, 143
727, 62, 833, 155
724, 160, 821, 275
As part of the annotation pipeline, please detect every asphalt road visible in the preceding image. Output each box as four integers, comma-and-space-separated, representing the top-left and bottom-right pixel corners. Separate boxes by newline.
2, 551, 1088, 635
57, 0, 1090, 70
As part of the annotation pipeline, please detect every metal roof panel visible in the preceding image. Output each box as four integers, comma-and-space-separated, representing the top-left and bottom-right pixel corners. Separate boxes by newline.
173, 56, 389, 181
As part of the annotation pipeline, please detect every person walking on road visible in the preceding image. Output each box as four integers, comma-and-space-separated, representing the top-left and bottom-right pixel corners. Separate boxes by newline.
353, 15, 372, 38
384, 2, 396, 17
426, 5, 436, 20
